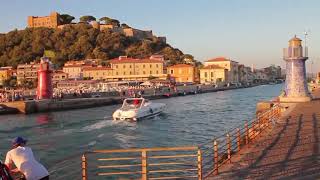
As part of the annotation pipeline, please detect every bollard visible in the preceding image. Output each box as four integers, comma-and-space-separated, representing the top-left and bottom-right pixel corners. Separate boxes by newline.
214, 140, 219, 175
197, 149, 203, 180
237, 128, 241, 152
82, 154, 87, 180
227, 133, 231, 163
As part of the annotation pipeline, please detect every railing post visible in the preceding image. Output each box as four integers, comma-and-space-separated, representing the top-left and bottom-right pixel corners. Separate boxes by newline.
227, 133, 231, 163
237, 128, 241, 152
245, 121, 249, 145
197, 148, 203, 180
141, 150, 148, 180
214, 140, 219, 175
82, 154, 87, 180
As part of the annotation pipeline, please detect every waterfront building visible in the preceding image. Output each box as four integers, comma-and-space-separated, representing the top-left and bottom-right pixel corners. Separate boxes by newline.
109, 56, 166, 81
52, 70, 69, 82
62, 60, 97, 79
280, 35, 311, 102
0, 66, 14, 85
83, 66, 113, 80
254, 69, 269, 82
56, 80, 98, 89
28, 12, 61, 28
199, 65, 228, 85
204, 57, 239, 83
264, 65, 282, 81
167, 64, 198, 83
17, 62, 40, 85
62, 65, 85, 80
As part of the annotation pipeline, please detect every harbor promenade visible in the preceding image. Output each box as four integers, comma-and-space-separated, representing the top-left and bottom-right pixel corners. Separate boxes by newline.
207, 89, 320, 179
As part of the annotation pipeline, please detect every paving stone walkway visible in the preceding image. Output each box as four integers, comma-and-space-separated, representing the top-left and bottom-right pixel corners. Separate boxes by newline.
207, 90, 320, 180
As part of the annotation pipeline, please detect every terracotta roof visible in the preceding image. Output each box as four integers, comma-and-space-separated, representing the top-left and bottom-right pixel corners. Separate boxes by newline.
201, 65, 226, 70
109, 57, 163, 64
63, 65, 92, 68
206, 57, 231, 62
167, 64, 194, 68
206, 57, 238, 63
83, 67, 113, 71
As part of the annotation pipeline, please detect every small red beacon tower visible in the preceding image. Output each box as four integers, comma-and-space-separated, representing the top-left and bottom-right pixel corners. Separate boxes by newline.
37, 57, 53, 99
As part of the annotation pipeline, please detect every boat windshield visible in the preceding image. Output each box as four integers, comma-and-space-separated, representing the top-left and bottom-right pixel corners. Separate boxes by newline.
123, 99, 143, 109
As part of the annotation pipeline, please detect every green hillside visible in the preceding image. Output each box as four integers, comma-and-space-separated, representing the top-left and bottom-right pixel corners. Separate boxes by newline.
0, 23, 184, 67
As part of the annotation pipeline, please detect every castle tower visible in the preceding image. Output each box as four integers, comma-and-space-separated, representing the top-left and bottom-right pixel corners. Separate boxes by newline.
280, 35, 312, 102
37, 57, 53, 99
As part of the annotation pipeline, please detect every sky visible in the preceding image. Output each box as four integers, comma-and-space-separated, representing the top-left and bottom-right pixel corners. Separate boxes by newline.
0, 0, 320, 72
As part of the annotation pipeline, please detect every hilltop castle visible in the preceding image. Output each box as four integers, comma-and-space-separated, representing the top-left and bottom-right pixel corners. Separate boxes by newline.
27, 12, 166, 42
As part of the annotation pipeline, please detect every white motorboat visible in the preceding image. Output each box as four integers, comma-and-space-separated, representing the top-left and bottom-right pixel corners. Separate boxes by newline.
112, 98, 166, 121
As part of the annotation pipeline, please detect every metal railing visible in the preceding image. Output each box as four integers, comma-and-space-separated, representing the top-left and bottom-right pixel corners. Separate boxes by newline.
82, 146, 202, 180
199, 104, 281, 178
81, 104, 281, 179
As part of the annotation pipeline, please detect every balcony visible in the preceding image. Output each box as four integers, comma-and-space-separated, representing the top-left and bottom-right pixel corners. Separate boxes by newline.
283, 47, 308, 59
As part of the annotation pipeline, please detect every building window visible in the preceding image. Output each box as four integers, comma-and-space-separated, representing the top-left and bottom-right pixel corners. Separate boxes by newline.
204, 72, 207, 78
143, 65, 145, 68
124, 72, 126, 75
116, 72, 118, 75
143, 71, 146, 74
170, 70, 173, 74
116, 65, 118, 68
129, 65, 132, 68
150, 71, 152, 74
150, 64, 152, 68
123, 65, 126, 68
156, 64, 159, 68
130, 71, 132, 75
211, 72, 213, 77
156, 71, 159, 74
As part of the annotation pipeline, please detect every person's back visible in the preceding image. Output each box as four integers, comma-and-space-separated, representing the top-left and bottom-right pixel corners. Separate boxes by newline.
5, 137, 49, 180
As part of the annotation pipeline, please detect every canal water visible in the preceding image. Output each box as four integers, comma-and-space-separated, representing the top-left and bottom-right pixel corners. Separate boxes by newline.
0, 84, 282, 179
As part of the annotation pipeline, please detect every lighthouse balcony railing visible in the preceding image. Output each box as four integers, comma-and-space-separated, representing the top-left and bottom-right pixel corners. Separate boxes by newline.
283, 47, 308, 59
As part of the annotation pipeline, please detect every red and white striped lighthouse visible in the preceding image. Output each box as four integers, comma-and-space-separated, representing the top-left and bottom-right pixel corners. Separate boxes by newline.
37, 57, 53, 99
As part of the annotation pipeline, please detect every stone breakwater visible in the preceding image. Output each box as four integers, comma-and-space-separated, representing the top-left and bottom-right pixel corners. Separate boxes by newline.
0, 84, 262, 114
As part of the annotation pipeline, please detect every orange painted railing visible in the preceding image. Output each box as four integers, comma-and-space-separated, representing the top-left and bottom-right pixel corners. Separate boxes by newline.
199, 104, 281, 177
82, 146, 202, 180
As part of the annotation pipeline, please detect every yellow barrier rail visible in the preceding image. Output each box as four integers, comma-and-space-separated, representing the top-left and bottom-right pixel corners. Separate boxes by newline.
82, 146, 202, 180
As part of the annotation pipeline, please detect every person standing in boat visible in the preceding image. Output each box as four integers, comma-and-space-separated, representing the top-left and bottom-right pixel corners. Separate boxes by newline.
4, 137, 49, 180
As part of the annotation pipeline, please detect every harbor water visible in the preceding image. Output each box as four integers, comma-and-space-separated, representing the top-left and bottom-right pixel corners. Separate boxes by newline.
0, 84, 282, 179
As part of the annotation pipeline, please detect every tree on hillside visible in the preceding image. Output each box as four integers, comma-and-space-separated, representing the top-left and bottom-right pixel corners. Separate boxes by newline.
99, 17, 111, 24
80, 15, 96, 23
109, 19, 120, 27
121, 23, 130, 28
60, 14, 75, 24
182, 54, 194, 61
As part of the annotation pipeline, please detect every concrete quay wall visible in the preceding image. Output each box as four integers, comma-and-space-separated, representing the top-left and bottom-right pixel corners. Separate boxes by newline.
0, 83, 264, 114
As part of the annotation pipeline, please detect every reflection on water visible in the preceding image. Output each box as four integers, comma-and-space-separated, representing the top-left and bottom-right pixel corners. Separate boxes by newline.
0, 84, 283, 179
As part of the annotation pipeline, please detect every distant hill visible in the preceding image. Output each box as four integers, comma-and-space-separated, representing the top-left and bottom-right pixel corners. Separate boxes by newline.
0, 24, 184, 67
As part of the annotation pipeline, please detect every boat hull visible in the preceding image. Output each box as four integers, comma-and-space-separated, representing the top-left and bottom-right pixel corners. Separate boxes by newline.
113, 103, 165, 121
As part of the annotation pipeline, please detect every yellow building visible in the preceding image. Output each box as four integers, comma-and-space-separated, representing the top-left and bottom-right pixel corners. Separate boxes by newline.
52, 70, 69, 82
0, 67, 14, 85
204, 57, 239, 83
199, 65, 228, 84
109, 56, 165, 81
17, 62, 39, 85
167, 64, 198, 83
62, 65, 84, 79
83, 66, 113, 80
